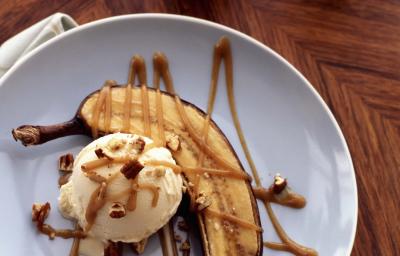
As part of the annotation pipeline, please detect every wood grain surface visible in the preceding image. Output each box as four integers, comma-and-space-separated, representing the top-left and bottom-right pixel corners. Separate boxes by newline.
1, 1, 399, 255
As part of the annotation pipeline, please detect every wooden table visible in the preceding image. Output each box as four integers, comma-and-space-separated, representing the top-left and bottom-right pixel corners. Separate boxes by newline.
1, 1, 399, 255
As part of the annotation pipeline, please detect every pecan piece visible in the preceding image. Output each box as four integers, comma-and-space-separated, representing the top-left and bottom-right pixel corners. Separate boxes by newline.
133, 137, 146, 153
195, 192, 212, 211
58, 153, 74, 172
95, 148, 113, 160
120, 159, 144, 179
109, 202, 126, 218
32, 202, 51, 224
131, 238, 148, 254
180, 240, 191, 256
166, 134, 181, 151
272, 174, 287, 194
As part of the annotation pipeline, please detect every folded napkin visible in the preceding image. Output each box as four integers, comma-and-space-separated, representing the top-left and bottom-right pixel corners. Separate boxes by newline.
0, 13, 78, 78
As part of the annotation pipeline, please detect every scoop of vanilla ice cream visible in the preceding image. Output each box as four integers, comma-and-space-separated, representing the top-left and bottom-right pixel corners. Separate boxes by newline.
58, 133, 183, 243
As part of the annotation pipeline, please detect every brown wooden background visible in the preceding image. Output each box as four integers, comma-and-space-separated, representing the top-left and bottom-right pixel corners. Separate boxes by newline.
1, 0, 399, 255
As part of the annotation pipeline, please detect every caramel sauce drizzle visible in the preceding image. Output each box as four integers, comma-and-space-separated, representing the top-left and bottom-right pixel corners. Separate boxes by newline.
82, 153, 160, 231
127, 179, 139, 211
40, 224, 86, 240
253, 186, 306, 209
144, 159, 250, 180
81, 157, 134, 172
128, 55, 147, 86
92, 80, 116, 138
85, 182, 107, 231
174, 95, 242, 174
122, 83, 132, 133
152, 53, 167, 146
205, 208, 262, 232
69, 224, 82, 256
141, 85, 151, 137
153, 52, 175, 94
212, 37, 317, 255
138, 183, 160, 207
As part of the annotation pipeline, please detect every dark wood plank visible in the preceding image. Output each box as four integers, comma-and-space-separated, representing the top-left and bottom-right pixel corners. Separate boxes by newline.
1, 0, 399, 255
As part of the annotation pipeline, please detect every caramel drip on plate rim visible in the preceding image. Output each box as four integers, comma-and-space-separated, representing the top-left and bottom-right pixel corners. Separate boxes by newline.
213, 37, 317, 255
128, 55, 147, 86
153, 52, 175, 94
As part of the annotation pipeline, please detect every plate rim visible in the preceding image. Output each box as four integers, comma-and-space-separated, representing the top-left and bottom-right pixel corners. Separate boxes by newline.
0, 13, 358, 255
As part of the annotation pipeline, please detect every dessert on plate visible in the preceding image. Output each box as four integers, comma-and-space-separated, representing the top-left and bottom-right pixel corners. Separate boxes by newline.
13, 37, 317, 256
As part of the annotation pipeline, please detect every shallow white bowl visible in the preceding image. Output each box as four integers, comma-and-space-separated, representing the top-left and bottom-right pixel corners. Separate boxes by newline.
0, 14, 357, 255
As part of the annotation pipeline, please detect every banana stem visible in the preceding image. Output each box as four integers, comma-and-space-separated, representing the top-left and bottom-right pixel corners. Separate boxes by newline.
12, 118, 86, 146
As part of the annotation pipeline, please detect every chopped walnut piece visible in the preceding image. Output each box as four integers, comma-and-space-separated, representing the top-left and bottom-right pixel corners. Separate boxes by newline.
120, 159, 144, 179
95, 148, 113, 160
109, 202, 126, 218
180, 240, 191, 255
195, 193, 212, 211
272, 174, 287, 194
32, 202, 51, 224
132, 137, 146, 153
166, 134, 181, 151
203, 172, 210, 178
58, 154, 74, 172
131, 238, 148, 254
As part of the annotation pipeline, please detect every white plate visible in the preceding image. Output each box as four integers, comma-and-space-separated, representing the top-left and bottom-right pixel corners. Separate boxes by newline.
0, 14, 357, 255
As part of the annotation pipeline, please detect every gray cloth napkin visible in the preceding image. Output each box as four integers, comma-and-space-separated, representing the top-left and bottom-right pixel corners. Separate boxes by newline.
0, 13, 78, 78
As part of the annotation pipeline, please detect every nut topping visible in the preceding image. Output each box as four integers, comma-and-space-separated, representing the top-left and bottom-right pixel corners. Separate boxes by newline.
131, 238, 148, 254
94, 148, 113, 160
32, 202, 51, 224
120, 159, 144, 179
132, 137, 146, 153
58, 154, 74, 172
272, 174, 287, 194
166, 134, 181, 151
195, 192, 212, 211
180, 240, 191, 255
109, 202, 126, 218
